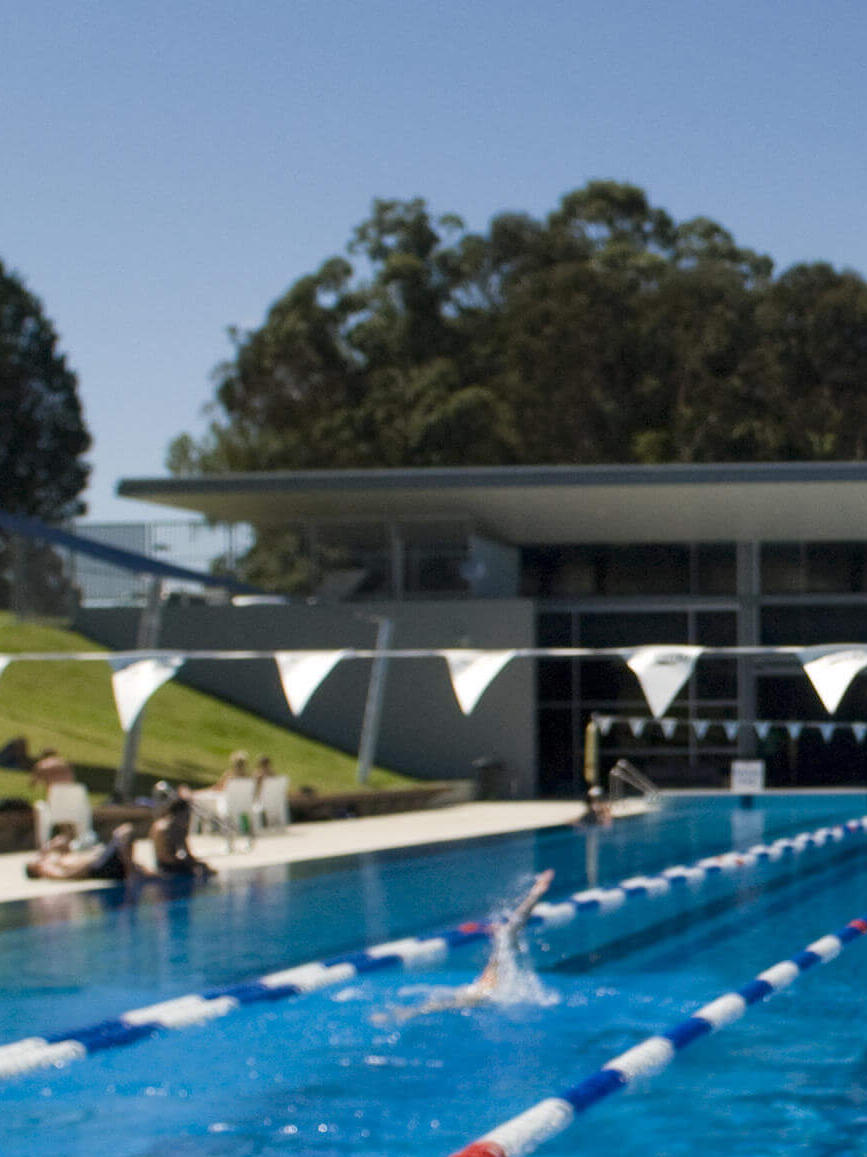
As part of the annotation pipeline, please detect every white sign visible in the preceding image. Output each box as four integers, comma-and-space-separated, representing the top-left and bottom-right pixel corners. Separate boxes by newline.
730, 759, 765, 793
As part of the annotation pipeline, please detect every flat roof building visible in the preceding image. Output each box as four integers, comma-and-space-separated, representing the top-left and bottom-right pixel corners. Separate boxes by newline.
93, 462, 867, 794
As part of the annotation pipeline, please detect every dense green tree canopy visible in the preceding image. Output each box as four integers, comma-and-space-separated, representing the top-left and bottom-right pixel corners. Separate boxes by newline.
0, 261, 90, 518
170, 182, 867, 587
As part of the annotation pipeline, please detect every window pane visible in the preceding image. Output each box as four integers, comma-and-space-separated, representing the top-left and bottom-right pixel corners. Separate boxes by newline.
695, 544, 736, 595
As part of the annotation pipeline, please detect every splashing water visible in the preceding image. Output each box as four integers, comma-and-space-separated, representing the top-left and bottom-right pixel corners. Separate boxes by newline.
483, 922, 559, 1008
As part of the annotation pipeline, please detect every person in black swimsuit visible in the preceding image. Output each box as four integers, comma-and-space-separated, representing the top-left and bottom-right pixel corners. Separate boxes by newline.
24, 823, 152, 881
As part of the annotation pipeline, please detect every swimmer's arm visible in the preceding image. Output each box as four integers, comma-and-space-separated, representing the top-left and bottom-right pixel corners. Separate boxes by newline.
379, 987, 486, 1024
504, 868, 555, 935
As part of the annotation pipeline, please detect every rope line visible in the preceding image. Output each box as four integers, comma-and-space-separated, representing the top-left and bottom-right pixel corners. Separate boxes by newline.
1, 814, 864, 1080
527, 815, 867, 931
446, 914, 867, 1156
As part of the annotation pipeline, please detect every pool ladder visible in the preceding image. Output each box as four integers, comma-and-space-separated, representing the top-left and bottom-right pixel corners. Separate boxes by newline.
608, 758, 660, 806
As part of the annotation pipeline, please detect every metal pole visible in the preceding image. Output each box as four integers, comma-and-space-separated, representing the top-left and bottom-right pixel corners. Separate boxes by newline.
583, 717, 599, 789
113, 577, 165, 801
356, 616, 393, 785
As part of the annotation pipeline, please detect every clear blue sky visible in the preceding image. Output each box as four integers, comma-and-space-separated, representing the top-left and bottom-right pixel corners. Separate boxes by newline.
6, 0, 867, 522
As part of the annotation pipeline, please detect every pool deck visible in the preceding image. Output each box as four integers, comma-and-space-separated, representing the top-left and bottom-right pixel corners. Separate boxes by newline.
0, 799, 645, 905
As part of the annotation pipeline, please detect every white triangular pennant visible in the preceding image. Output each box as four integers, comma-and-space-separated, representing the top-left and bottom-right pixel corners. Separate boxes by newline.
0, 656, 10, 683
853, 724, 867, 743
595, 715, 614, 736
274, 651, 346, 716
818, 723, 836, 743
785, 722, 803, 740
628, 717, 647, 737
440, 650, 515, 715
109, 655, 184, 732
754, 721, 772, 740
693, 719, 711, 740
799, 646, 867, 714
625, 646, 703, 718
660, 718, 678, 739
723, 721, 740, 741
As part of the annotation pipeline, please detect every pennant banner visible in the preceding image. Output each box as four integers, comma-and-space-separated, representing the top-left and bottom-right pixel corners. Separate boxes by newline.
109, 655, 184, 733
274, 651, 347, 716
440, 650, 516, 715
595, 715, 614, 736
625, 646, 704, 718
799, 646, 867, 714
587, 712, 867, 744
0, 657, 10, 684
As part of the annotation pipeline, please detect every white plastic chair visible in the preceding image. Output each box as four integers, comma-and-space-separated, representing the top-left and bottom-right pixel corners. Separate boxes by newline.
221, 777, 257, 830
253, 776, 289, 833
33, 783, 95, 848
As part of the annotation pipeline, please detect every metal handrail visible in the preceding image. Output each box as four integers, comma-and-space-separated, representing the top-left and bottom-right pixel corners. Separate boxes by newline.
608, 758, 660, 805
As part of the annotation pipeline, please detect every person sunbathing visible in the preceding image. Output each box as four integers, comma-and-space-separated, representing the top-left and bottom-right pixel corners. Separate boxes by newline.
382, 869, 554, 1022
24, 823, 154, 882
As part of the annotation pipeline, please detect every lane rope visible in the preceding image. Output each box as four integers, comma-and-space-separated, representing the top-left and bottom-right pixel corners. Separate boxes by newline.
1, 813, 864, 1079
446, 913, 867, 1156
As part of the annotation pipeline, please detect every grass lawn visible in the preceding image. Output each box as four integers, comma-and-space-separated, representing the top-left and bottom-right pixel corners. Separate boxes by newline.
0, 612, 414, 803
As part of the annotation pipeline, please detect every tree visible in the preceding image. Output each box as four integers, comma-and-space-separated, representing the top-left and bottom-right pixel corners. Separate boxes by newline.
0, 261, 90, 518
754, 263, 867, 458
170, 183, 867, 590
0, 261, 90, 612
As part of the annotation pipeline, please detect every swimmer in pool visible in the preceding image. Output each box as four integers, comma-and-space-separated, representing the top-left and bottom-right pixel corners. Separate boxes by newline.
381, 869, 554, 1022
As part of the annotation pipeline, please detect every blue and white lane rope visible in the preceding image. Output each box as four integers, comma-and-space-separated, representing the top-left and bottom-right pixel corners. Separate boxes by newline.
447, 913, 867, 1157
1, 813, 864, 1080
527, 815, 867, 930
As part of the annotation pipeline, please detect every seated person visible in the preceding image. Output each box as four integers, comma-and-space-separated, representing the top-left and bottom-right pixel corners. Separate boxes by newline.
149, 794, 216, 879
253, 754, 278, 799
386, 869, 554, 1022
211, 749, 250, 792
30, 748, 75, 790
25, 823, 152, 882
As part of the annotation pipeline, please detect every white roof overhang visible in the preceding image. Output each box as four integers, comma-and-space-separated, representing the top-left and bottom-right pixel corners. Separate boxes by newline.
117, 462, 867, 545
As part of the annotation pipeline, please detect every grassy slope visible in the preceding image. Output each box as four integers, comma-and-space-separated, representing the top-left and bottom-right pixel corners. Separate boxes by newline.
0, 613, 413, 802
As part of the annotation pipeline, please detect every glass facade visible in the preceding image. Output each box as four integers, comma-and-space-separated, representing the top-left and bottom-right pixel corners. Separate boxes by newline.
298, 519, 474, 600
535, 605, 740, 796
533, 540, 867, 795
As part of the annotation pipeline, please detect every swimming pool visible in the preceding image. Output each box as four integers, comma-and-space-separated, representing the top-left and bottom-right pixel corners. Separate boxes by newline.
4, 791, 867, 1156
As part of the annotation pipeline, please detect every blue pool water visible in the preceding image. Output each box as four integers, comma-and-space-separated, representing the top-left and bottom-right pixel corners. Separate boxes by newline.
4, 791, 867, 1156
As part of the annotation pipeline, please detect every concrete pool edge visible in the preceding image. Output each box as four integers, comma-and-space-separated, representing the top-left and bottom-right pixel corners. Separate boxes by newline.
0, 799, 649, 906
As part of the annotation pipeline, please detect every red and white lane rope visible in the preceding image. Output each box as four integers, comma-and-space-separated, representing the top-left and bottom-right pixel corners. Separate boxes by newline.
446, 915, 867, 1157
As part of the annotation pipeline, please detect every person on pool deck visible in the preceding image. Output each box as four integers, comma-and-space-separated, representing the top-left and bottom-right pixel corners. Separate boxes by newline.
149, 794, 216, 879
24, 823, 154, 882
384, 869, 555, 1022
213, 749, 250, 791
29, 747, 75, 791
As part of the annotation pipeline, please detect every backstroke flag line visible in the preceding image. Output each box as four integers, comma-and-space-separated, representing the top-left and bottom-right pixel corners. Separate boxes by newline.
624, 646, 704, 718
108, 655, 185, 733
274, 650, 347, 716
799, 645, 867, 714
440, 650, 516, 715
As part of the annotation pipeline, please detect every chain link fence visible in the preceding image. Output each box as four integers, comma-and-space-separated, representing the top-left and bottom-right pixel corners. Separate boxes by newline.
1, 520, 254, 620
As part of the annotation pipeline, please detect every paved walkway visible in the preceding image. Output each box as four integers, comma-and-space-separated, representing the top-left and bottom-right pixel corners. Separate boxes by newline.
0, 799, 644, 905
